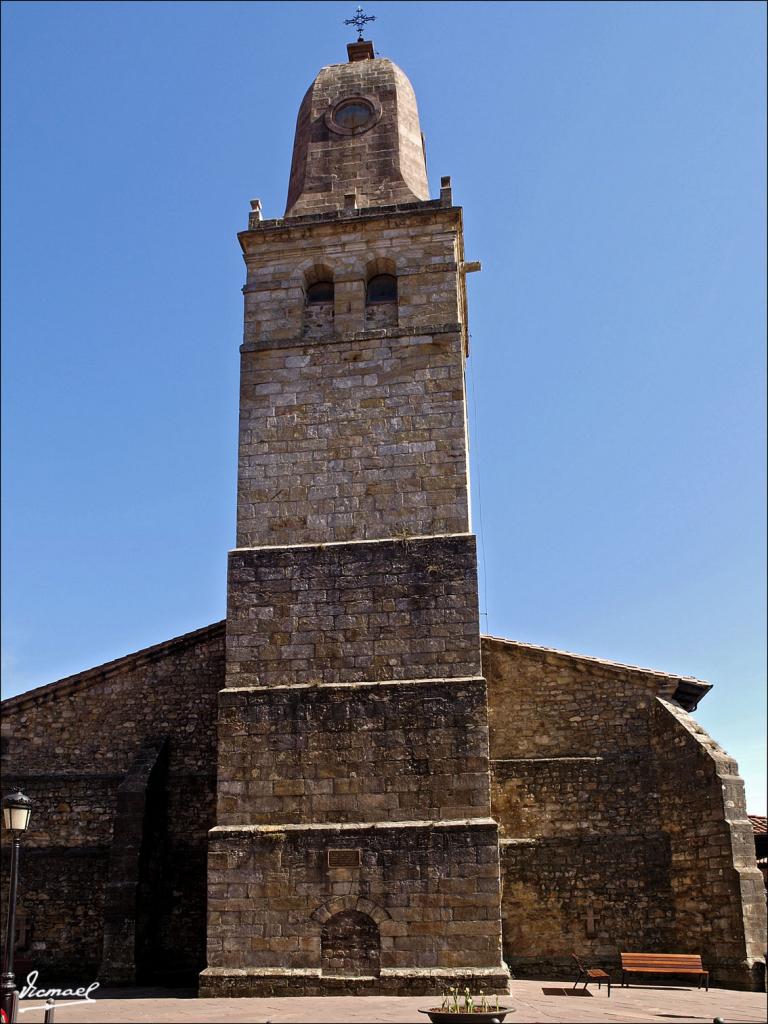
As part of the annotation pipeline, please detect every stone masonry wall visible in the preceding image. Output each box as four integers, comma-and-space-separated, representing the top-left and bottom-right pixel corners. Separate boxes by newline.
483, 637, 766, 987
0, 847, 110, 980
652, 697, 767, 989
0, 623, 225, 982
216, 677, 490, 826
483, 637, 679, 760
201, 820, 508, 996
237, 209, 469, 548
226, 535, 480, 688
501, 834, 675, 977
236, 328, 467, 547
241, 208, 463, 347
491, 753, 657, 838
0, 774, 120, 848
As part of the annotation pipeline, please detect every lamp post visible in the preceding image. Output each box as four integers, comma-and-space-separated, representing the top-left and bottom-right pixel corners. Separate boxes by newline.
1, 791, 32, 1024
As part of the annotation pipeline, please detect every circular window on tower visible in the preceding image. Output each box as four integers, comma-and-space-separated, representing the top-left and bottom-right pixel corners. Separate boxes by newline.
325, 96, 382, 136
334, 100, 373, 129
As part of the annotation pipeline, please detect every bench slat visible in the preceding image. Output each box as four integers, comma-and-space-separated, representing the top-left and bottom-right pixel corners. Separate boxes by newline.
623, 961, 704, 967
620, 952, 706, 976
621, 953, 702, 958
621, 954, 703, 965
622, 966, 707, 974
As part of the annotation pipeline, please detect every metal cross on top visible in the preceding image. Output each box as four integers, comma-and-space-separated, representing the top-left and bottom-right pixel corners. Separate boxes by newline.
344, 5, 376, 41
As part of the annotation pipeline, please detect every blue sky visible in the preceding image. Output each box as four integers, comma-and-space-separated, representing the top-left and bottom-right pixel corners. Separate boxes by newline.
2, 1, 765, 810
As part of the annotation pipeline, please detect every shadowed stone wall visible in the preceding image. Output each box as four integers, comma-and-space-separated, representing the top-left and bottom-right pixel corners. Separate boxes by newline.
1, 623, 225, 984
321, 910, 381, 977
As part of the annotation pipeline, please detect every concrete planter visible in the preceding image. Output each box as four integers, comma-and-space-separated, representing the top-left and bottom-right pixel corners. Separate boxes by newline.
418, 1008, 514, 1023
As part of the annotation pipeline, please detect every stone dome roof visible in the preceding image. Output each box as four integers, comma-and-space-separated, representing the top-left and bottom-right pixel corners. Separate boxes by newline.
285, 52, 430, 217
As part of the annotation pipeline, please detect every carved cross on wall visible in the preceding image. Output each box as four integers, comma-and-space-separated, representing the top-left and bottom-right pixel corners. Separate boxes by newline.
344, 6, 376, 41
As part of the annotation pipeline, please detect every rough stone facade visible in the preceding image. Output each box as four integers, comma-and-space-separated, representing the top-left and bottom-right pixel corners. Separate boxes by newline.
485, 637, 766, 988
2, 39, 765, 998
236, 211, 470, 549
1, 624, 225, 984
225, 536, 480, 688
3, 631, 764, 991
203, 821, 507, 995
216, 676, 490, 827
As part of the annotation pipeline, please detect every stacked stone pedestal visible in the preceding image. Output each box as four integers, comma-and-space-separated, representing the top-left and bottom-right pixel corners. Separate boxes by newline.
200, 535, 509, 996
201, 820, 508, 996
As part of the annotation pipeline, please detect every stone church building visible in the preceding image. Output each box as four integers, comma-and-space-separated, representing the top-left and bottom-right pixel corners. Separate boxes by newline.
2, 39, 765, 995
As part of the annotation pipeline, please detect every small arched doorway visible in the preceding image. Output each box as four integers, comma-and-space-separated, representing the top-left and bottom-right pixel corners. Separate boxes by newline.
320, 909, 380, 977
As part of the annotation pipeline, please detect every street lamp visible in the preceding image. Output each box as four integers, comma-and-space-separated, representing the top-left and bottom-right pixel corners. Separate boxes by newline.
1, 791, 32, 1024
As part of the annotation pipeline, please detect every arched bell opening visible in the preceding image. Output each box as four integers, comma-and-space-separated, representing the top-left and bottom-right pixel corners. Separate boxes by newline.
303, 264, 335, 339
365, 258, 398, 328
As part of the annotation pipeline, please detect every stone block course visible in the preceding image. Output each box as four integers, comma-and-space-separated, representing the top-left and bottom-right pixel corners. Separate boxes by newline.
240, 210, 464, 347
216, 677, 490, 826
491, 753, 658, 837
226, 535, 481, 687
202, 820, 506, 992
236, 326, 469, 546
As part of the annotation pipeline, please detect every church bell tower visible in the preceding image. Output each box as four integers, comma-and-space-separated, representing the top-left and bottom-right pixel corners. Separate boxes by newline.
200, 34, 510, 997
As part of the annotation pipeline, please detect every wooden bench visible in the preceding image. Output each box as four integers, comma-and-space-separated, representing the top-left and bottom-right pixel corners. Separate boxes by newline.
572, 954, 611, 996
620, 952, 709, 991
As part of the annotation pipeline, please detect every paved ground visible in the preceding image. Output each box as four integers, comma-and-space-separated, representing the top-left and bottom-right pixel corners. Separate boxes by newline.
14, 982, 767, 1024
